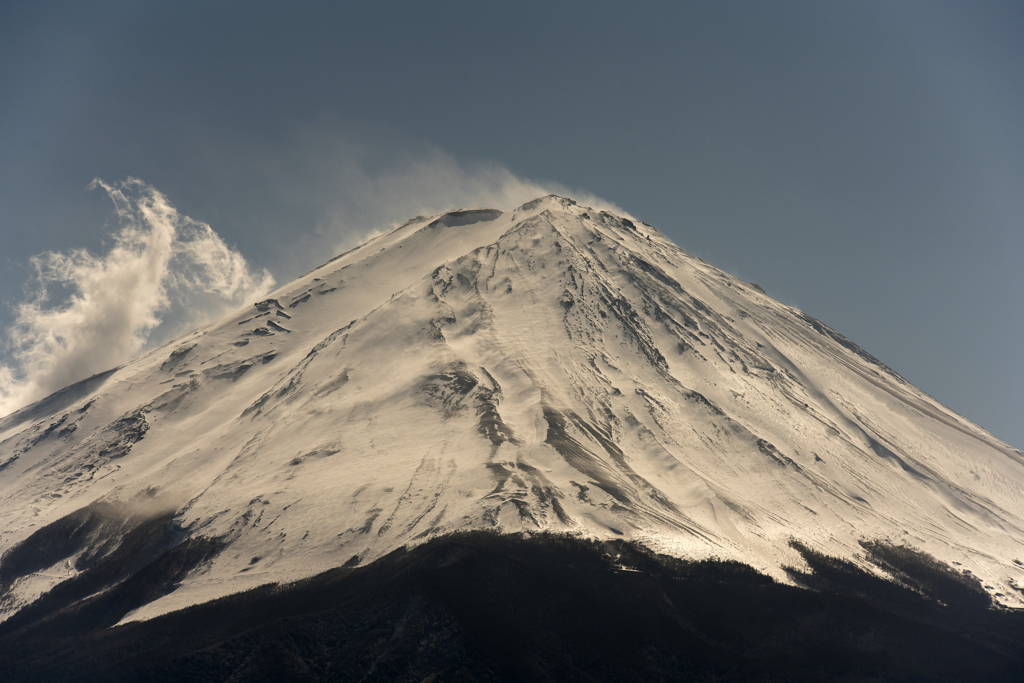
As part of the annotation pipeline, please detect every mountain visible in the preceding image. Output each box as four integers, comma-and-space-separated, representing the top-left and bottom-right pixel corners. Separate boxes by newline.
2, 195, 1024, 679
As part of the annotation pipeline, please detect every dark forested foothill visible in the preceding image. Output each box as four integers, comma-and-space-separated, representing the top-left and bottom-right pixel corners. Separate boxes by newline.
2, 532, 1023, 682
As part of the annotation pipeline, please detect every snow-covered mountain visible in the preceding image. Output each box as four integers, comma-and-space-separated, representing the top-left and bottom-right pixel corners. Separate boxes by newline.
3, 194, 1023, 626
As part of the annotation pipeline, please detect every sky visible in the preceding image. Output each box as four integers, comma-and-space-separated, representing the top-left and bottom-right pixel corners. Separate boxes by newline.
0, 1, 1021, 447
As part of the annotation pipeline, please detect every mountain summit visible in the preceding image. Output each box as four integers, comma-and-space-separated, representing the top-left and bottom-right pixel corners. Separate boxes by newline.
3, 195, 1023, 628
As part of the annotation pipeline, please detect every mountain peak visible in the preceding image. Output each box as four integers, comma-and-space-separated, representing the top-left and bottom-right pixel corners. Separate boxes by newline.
514, 194, 577, 212
3, 199, 1024, 627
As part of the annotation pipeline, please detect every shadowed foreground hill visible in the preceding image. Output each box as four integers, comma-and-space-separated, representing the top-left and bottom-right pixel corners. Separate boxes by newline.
2, 532, 1023, 682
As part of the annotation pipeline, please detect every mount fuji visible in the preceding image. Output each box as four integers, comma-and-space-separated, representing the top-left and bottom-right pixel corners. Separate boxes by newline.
2, 195, 1024, 680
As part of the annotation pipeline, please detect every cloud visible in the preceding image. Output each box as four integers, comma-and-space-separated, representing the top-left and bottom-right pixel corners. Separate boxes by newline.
0, 178, 274, 417
316, 146, 631, 254
187, 123, 632, 278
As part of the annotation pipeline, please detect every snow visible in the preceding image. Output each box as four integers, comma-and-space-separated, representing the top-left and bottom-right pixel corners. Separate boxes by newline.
0, 556, 79, 623
2, 194, 1024, 625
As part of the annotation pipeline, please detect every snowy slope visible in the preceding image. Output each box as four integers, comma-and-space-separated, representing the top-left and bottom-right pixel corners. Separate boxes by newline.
2, 195, 1023, 624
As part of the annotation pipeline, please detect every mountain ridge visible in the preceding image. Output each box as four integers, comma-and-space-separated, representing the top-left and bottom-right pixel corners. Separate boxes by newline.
2, 194, 1023, 628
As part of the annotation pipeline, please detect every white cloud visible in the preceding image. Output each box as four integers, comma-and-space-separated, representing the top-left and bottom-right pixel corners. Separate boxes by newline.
314, 143, 632, 256
0, 178, 274, 417
203, 123, 632, 273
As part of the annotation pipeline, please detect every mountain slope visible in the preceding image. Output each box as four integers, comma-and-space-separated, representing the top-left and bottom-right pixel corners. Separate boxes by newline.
2, 195, 1023, 626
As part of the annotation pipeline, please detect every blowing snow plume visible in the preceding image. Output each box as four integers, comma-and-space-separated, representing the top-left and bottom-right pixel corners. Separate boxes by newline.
313, 145, 632, 248
0, 178, 274, 417
191, 124, 631, 278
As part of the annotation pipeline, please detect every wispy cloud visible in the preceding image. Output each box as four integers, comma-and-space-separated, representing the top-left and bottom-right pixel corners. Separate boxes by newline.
0, 178, 274, 417
195, 123, 631, 275
313, 144, 630, 255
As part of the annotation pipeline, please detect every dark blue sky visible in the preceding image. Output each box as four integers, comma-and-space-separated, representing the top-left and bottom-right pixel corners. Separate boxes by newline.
1, 1, 1021, 447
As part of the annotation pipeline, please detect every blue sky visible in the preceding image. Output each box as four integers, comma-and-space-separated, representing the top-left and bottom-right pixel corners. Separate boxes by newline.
1, 1, 1021, 447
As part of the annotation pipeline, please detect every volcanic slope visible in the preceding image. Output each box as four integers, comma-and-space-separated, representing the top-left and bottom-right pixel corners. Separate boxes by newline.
2, 195, 1023, 625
